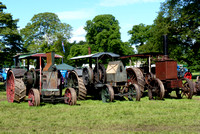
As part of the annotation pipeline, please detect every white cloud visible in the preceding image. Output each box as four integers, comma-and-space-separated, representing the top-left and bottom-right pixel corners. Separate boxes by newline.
56, 9, 95, 20
69, 26, 86, 43
100, 0, 163, 7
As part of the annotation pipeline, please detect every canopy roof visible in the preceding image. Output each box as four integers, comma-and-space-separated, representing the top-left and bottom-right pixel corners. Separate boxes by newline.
56, 63, 74, 70
120, 52, 163, 59
70, 52, 120, 60
14, 53, 63, 59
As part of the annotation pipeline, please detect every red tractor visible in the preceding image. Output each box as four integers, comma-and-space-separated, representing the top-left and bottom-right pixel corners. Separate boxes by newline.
6, 52, 77, 106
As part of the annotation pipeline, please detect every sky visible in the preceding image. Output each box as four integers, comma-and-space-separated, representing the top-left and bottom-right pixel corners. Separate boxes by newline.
1, 0, 165, 43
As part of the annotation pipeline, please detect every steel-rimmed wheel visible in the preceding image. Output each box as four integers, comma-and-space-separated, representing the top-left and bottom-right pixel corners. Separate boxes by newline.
101, 84, 114, 103
184, 72, 192, 80
177, 78, 194, 99
126, 67, 145, 96
6, 69, 26, 102
64, 88, 77, 105
128, 84, 141, 101
28, 88, 40, 106
148, 78, 165, 100
6, 70, 15, 102
82, 67, 93, 85
67, 71, 87, 100
94, 64, 106, 83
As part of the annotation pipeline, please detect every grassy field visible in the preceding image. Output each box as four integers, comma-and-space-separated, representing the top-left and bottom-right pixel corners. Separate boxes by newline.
0, 82, 200, 134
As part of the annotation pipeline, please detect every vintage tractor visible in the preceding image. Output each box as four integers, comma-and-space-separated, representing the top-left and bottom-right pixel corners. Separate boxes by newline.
6, 52, 77, 106
121, 53, 165, 100
121, 35, 194, 99
69, 52, 141, 102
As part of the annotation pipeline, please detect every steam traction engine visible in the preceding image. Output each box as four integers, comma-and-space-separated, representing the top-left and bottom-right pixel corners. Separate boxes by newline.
121, 35, 194, 99
155, 35, 194, 99
6, 52, 77, 106
69, 52, 141, 102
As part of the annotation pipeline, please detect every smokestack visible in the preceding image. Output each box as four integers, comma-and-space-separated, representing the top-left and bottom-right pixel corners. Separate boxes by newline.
88, 47, 91, 54
43, 52, 55, 71
163, 35, 168, 59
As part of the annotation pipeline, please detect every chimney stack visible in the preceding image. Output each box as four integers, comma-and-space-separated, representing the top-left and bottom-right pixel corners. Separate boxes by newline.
163, 35, 168, 59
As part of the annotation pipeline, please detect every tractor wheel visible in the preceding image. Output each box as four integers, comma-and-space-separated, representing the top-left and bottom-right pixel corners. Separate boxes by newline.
184, 72, 192, 80
126, 67, 145, 96
28, 88, 40, 106
128, 84, 141, 101
177, 78, 194, 99
101, 84, 114, 103
64, 88, 77, 105
67, 71, 87, 100
94, 64, 106, 83
148, 78, 165, 100
82, 67, 93, 86
6, 70, 26, 102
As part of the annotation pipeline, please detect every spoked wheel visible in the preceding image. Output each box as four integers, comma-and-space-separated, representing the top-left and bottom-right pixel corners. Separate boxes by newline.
6, 70, 26, 102
127, 84, 141, 101
101, 84, 114, 103
94, 64, 106, 83
64, 88, 77, 105
184, 72, 192, 80
82, 67, 93, 85
28, 88, 40, 106
148, 78, 165, 100
67, 71, 87, 100
126, 67, 145, 93
176, 78, 194, 99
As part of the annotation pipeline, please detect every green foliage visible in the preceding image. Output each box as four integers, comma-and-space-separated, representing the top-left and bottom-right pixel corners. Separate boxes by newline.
20, 12, 72, 53
128, 0, 200, 71
0, 2, 24, 67
84, 14, 132, 55
128, 23, 151, 46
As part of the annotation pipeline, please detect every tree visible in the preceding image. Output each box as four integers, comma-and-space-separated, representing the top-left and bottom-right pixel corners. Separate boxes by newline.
0, 2, 24, 67
84, 14, 125, 54
128, 0, 200, 70
20, 12, 72, 53
154, 0, 200, 70
128, 23, 151, 46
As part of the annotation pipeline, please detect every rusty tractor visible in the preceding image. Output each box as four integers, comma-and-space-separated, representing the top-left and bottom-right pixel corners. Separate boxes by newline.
121, 53, 165, 100
69, 52, 141, 102
121, 35, 194, 100
6, 52, 77, 106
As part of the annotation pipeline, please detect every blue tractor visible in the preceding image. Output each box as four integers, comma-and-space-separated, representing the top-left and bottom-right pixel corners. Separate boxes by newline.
0, 68, 7, 82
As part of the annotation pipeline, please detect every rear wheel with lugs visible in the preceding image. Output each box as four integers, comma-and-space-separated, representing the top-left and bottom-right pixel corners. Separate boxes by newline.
64, 88, 77, 105
68, 71, 87, 100
126, 67, 145, 95
6, 70, 26, 102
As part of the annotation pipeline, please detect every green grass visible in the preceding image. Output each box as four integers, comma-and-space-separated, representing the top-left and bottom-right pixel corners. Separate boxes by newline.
0, 82, 200, 133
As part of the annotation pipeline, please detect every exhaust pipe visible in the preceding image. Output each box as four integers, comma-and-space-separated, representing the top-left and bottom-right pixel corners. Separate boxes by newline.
163, 35, 168, 59
43, 52, 55, 71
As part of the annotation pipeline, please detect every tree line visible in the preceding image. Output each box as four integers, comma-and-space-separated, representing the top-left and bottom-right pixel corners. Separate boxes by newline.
0, 0, 199, 71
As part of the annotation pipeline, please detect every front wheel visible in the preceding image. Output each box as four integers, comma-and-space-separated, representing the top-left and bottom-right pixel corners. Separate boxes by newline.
101, 84, 114, 103
28, 88, 40, 106
64, 88, 77, 105
148, 78, 165, 100
178, 78, 194, 99
128, 84, 141, 101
